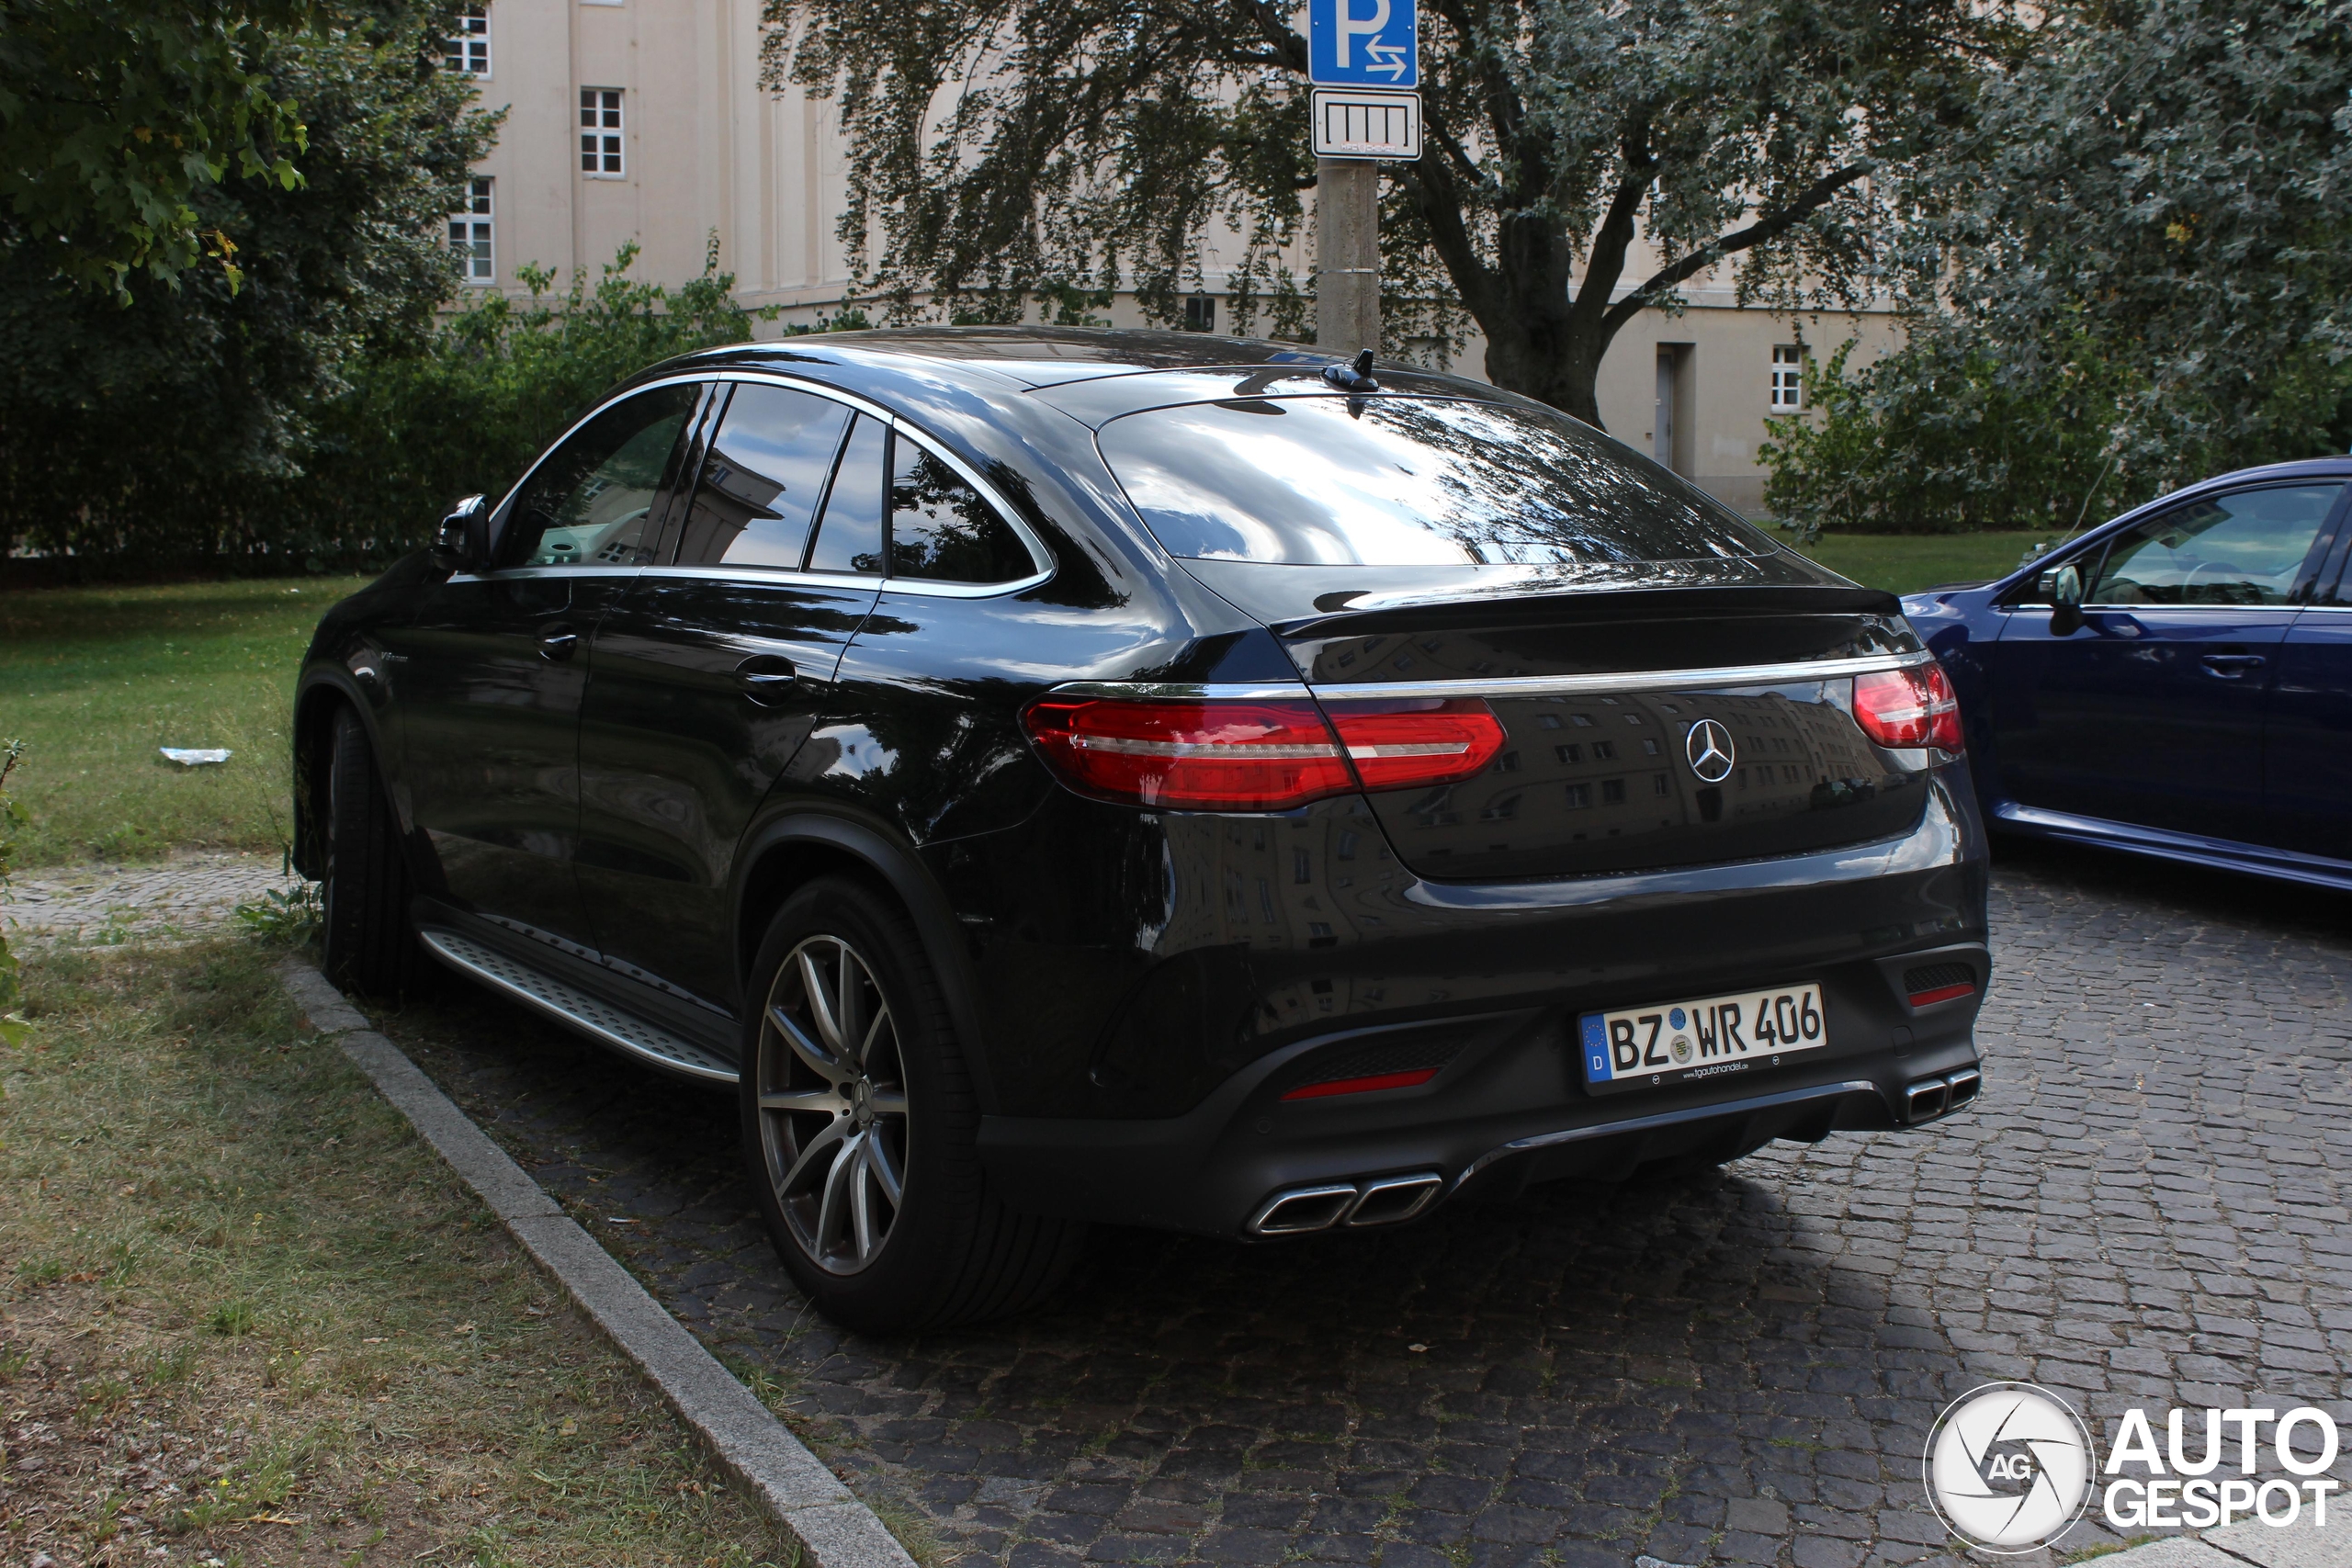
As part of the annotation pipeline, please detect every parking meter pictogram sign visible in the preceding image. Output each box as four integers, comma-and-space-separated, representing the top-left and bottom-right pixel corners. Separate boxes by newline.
1309, 0, 1418, 87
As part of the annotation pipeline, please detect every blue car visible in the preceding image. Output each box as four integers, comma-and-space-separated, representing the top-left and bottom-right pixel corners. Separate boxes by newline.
1902, 458, 2352, 891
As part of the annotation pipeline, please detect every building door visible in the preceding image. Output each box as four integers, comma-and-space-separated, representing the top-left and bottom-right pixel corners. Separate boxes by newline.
1654, 345, 1691, 475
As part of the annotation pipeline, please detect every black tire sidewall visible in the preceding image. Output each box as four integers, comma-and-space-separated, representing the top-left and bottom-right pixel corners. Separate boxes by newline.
737, 876, 983, 1332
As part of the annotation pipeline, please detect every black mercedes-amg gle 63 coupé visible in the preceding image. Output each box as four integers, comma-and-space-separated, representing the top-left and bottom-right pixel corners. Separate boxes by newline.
293, 329, 1989, 1330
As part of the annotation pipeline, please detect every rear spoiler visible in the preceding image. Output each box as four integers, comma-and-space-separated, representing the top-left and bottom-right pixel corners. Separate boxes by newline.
1266, 582, 1905, 641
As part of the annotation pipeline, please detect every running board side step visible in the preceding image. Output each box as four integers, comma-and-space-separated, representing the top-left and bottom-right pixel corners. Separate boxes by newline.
417, 927, 739, 1085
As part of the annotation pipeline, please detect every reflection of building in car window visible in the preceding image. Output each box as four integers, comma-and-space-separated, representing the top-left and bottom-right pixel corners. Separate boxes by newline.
674, 384, 851, 570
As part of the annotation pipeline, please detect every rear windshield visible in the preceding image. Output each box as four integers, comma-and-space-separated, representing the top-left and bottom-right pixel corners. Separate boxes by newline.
1096, 395, 1775, 566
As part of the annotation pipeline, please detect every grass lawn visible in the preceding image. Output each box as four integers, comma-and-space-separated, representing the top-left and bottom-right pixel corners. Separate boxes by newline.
0, 577, 373, 867
0, 936, 793, 1566
1781, 530, 2055, 595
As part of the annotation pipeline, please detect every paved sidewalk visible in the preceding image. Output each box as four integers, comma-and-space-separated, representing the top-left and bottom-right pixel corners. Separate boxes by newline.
5, 850, 298, 945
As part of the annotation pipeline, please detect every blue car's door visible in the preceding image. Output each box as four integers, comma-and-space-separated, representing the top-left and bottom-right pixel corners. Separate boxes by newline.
1986, 480, 2345, 841
2265, 527, 2352, 863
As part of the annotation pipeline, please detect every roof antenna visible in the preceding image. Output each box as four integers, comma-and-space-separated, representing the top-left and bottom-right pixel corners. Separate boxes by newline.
1322, 349, 1379, 392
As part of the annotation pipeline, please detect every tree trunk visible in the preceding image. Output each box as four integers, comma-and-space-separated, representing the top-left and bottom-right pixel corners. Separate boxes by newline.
1465, 210, 1619, 431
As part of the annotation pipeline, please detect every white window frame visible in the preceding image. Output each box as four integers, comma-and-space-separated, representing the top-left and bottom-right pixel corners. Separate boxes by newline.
1770, 344, 1804, 412
449, 176, 494, 284
580, 88, 624, 178
446, 5, 490, 77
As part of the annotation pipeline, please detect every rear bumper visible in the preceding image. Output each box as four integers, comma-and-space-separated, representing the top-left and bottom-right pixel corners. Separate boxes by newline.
979, 1040, 1982, 1236
974, 776, 1990, 1237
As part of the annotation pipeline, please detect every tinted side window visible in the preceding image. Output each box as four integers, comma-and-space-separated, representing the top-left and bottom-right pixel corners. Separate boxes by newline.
673, 384, 853, 570
2089, 483, 2342, 607
505, 385, 700, 568
888, 440, 1035, 582
807, 414, 888, 575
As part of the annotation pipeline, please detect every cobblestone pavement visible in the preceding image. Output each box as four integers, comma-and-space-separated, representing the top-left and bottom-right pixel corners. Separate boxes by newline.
73, 842, 2352, 1568
6, 850, 297, 945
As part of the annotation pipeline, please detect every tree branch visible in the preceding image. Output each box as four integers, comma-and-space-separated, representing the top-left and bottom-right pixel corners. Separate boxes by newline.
1602, 162, 1872, 334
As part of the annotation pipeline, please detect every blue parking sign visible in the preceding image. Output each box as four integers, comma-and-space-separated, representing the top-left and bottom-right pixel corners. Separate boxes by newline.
1308, 0, 1418, 87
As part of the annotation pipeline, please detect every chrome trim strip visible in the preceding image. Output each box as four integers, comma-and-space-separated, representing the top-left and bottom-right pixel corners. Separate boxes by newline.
1453, 1079, 1885, 1187
1308, 649, 1933, 702
417, 928, 739, 1085
1047, 681, 1314, 701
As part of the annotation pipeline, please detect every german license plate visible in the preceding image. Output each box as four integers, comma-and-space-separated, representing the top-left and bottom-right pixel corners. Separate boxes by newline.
1578, 982, 1826, 1095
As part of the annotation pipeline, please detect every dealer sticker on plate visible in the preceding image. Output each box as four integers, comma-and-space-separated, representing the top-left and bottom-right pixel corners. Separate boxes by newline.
1578, 982, 1826, 1095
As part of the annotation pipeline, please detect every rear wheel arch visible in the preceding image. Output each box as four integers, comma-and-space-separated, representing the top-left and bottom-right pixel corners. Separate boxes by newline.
732, 814, 1001, 1114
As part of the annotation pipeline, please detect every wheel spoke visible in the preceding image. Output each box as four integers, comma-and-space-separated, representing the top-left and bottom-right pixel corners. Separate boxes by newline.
778, 1114, 848, 1198
815, 1130, 858, 1256
836, 949, 867, 1065
865, 1127, 904, 1205
857, 1006, 892, 1074
757, 1088, 843, 1114
849, 1142, 876, 1262
869, 1088, 909, 1117
797, 946, 846, 1054
768, 1002, 848, 1086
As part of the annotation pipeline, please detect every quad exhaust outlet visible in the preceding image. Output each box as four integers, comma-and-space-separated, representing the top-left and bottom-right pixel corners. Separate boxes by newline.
1248, 1172, 1444, 1236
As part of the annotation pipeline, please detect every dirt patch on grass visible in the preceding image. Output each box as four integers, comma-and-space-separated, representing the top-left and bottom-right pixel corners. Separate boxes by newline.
0, 939, 794, 1567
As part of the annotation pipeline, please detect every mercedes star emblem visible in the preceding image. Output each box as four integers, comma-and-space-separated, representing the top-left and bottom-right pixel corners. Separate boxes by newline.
1685, 718, 1736, 783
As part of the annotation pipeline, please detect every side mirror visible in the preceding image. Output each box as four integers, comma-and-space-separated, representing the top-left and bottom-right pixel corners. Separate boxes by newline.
430, 494, 490, 572
2049, 563, 2085, 637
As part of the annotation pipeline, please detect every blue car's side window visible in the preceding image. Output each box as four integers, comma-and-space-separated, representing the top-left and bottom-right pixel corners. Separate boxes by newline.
2088, 483, 2344, 608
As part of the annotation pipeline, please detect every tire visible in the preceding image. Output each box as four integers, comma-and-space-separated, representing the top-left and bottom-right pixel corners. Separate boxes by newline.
321, 706, 425, 997
739, 875, 1083, 1332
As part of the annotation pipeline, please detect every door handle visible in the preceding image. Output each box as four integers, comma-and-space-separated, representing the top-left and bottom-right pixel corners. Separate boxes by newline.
2199, 652, 2266, 677
733, 654, 799, 702
537, 626, 580, 661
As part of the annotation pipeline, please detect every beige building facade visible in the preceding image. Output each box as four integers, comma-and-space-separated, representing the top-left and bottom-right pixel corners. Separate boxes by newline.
444, 1, 1902, 515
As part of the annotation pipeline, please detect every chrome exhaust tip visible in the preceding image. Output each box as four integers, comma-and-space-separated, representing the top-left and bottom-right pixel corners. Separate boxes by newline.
1905, 1077, 1952, 1122
1248, 1171, 1445, 1235
1905, 1066, 1982, 1124
1248, 1184, 1360, 1235
1347, 1172, 1442, 1227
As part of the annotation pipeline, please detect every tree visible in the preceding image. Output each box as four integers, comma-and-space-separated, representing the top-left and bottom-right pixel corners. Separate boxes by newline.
1759, 0, 2352, 532
762, 0, 2014, 423
0, 0, 317, 296
0, 1, 494, 568
304, 241, 780, 560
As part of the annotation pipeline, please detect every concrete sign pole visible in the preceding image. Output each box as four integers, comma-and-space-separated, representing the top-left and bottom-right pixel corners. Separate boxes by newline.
1316, 159, 1381, 355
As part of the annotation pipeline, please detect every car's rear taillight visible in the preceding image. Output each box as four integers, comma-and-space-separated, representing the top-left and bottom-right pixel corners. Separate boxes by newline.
1854, 663, 1963, 753
1319, 697, 1506, 791
1020, 694, 1506, 810
1021, 698, 1356, 810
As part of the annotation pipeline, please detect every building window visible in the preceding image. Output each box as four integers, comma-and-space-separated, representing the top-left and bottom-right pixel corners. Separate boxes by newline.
445, 5, 490, 75
581, 89, 624, 176
448, 177, 493, 283
1182, 294, 1216, 333
1771, 344, 1804, 411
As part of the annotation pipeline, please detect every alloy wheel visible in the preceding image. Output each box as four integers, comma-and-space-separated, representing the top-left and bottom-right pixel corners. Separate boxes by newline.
753, 933, 910, 1274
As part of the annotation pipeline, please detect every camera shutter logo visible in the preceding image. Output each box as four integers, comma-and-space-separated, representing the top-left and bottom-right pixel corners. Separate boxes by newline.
1685, 719, 1735, 783
1924, 1382, 2097, 1553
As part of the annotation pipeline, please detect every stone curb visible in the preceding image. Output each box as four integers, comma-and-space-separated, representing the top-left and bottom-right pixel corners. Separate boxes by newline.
277, 960, 917, 1568
2080, 1510, 2352, 1568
